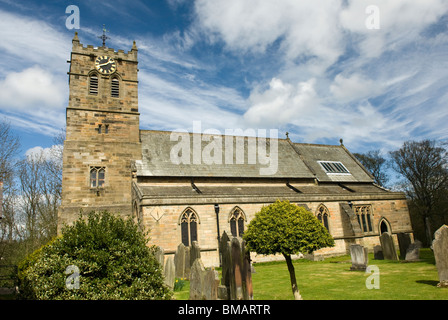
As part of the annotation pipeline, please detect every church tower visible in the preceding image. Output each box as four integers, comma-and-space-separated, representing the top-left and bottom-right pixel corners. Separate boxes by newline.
58, 32, 141, 228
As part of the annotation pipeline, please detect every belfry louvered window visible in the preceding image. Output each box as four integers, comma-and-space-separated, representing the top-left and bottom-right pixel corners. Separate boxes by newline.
180, 208, 198, 246
89, 75, 98, 95
111, 77, 119, 98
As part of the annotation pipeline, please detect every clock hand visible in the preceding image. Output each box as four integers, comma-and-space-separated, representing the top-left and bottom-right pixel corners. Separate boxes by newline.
98, 61, 112, 67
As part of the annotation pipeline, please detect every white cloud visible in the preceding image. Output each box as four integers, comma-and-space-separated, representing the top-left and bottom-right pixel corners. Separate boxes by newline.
194, 0, 344, 69
0, 66, 66, 110
330, 73, 383, 103
244, 78, 320, 127
25, 144, 63, 163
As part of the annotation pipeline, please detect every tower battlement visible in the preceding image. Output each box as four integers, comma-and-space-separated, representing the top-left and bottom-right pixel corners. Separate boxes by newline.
71, 32, 138, 62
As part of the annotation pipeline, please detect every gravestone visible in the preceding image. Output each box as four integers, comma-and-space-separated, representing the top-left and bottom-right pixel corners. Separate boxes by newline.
218, 231, 253, 300
190, 241, 201, 266
349, 244, 368, 271
432, 225, 448, 288
397, 233, 412, 260
174, 243, 186, 278
189, 258, 219, 300
230, 237, 244, 300
405, 240, 422, 261
154, 246, 165, 268
189, 259, 205, 300
373, 245, 384, 260
164, 256, 175, 289
203, 268, 220, 300
379, 232, 398, 261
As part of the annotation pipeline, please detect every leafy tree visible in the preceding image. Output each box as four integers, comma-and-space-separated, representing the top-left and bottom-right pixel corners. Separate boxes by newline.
243, 200, 334, 300
18, 211, 172, 300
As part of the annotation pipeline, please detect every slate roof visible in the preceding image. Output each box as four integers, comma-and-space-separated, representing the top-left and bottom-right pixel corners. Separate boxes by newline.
135, 130, 374, 183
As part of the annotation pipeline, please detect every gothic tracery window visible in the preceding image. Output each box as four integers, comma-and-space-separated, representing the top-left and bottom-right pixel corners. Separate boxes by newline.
355, 205, 373, 233
316, 204, 330, 232
180, 208, 198, 246
229, 207, 245, 237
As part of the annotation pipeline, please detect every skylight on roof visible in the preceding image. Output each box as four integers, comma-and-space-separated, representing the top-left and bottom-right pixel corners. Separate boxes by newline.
318, 161, 350, 174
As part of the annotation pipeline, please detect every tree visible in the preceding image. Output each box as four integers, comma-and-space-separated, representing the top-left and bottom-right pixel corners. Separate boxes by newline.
390, 140, 448, 245
353, 150, 388, 187
0, 119, 20, 262
243, 200, 334, 300
18, 211, 172, 300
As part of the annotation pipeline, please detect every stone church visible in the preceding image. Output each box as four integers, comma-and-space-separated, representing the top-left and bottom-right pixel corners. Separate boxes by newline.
59, 34, 413, 266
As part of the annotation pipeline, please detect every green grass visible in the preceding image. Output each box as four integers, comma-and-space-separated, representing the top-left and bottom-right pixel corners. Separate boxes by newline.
173, 249, 448, 300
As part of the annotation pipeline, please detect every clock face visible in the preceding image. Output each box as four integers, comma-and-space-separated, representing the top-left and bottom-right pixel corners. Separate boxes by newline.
95, 56, 117, 74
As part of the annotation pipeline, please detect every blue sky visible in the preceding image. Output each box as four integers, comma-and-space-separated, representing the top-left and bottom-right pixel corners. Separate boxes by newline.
0, 0, 447, 159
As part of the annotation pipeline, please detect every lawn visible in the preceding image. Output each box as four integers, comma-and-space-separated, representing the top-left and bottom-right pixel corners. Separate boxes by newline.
174, 248, 448, 300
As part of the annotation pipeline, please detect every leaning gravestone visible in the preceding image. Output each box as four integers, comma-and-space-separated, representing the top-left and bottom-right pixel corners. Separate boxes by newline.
397, 233, 412, 260
349, 244, 368, 271
432, 225, 448, 288
379, 232, 398, 261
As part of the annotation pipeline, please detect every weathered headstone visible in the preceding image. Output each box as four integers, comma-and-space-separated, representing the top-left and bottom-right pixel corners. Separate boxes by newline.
164, 256, 175, 289
203, 268, 220, 300
397, 233, 412, 260
373, 245, 384, 260
349, 244, 368, 271
174, 243, 186, 278
379, 232, 398, 261
154, 246, 165, 268
432, 225, 448, 288
189, 258, 219, 300
189, 258, 205, 300
218, 231, 253, 300
184, 246, 191, 278
405, 240, 422, 261
230, 237, 244, 300
190, 241, 201, 266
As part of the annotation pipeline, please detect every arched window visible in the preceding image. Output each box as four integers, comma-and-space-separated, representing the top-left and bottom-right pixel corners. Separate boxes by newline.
229, 207, 245, 237
379, 218, 391, 234
316, 204, 330, 231
111, 77, 119, 98
89, 74, 98, 95
90, 166, 105, 188
355, 205, 374, 233
180, 208, 199, 246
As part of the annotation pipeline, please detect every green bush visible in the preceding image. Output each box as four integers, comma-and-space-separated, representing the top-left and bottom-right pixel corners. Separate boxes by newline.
18, 211, 172, 300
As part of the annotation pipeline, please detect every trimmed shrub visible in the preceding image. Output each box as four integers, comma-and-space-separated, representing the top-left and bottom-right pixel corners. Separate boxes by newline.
18, 211, 172, 300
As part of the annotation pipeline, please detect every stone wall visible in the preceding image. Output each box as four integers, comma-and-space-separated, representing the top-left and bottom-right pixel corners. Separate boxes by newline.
142, 197, 412, 267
